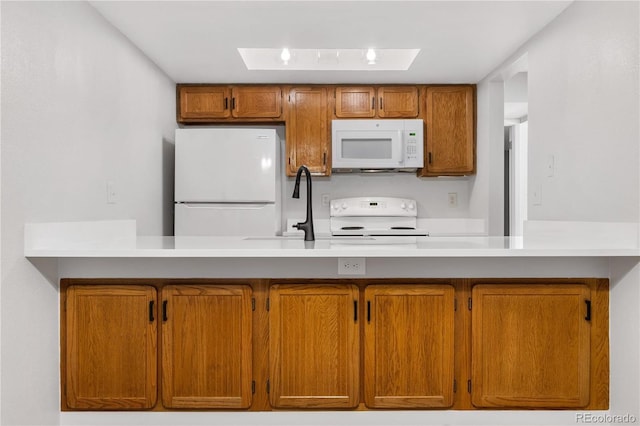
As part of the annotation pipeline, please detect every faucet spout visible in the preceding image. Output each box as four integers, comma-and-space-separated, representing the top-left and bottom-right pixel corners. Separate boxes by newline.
292, 165, 315, 241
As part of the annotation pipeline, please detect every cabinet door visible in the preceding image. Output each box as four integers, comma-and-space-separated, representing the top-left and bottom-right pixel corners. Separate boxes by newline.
231, 86, 282, 118
286, 87, 330, 176
178, 85, 231, 121
422, 86, 474, 175
364, 285, 455, 408
64, 285, 157, 409
471, 284, 591, 408
335, 86, 376, 118
162, 285, 253, 409
378, 86, 419, 118
269, 284, 360, 408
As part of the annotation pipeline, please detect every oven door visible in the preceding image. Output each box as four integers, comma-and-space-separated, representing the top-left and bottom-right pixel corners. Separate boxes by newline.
332, 130, 403, 169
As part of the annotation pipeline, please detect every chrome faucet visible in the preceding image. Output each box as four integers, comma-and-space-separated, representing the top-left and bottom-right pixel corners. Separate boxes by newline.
292, 165, 315, 241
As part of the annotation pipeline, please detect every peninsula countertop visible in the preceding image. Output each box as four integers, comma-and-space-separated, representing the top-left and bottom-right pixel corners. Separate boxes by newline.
23, 219, 640, 258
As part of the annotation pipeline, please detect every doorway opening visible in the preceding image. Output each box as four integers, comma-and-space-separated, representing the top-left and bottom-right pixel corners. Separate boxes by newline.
504, 67, 528, 236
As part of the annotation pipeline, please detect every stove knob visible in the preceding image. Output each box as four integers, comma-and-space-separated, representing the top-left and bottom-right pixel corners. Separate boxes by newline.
401, 202, 406, 210
409, 202, 416, 210
341, 203, 348, 210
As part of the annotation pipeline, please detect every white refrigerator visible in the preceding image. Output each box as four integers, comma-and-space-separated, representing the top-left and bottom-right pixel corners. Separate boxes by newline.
174, 128, 280, 236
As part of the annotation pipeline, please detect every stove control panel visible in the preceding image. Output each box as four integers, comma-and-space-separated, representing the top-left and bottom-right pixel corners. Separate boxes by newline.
330, 197, 417, 217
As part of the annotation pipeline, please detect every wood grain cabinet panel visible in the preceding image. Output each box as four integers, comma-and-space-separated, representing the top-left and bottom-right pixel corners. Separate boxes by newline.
335, 86, 376, 118
178, 85, 231, 120
269, 284, 360, 408
231, 86, 282, 118
421, 86, 474, 176
161, 285, 253, 409
286, 87, 330, 176
64, 285, 157, 410
364, 285, 455, 408
378, 86, 419, 118
471, 284, 592, 408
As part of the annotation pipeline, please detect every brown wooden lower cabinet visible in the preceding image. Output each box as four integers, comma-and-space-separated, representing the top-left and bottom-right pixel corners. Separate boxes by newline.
61, 278, 609, 412
161, 285, 253, 409
470, 283, 594, 409
364, 284, 455, 408
63, 285, 157, 410
269, 283, 360, 408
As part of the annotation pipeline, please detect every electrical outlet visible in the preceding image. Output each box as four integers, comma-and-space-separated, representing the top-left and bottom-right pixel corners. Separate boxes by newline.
338, 257, 366, 275
321, 193, 330, 206
448, 192, 458, 208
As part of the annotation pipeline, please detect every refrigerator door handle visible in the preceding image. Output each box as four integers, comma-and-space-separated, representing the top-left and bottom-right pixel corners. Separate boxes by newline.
178, 203, 274, 210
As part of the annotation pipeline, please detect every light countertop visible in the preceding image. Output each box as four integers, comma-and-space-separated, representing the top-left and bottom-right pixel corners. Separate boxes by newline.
23, 219, 640, 258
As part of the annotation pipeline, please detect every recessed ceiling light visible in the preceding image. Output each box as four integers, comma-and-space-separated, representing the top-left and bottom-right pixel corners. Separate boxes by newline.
280, 48, 291, 65
366, 48, 376, 65
237, 48, 420, 71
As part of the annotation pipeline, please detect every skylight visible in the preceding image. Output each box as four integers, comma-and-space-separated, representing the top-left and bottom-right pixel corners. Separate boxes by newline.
237, 48, 420, 71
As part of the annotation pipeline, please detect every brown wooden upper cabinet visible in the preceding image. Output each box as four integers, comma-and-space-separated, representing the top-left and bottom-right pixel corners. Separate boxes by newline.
471, 283, 592, 409
231, 86, 282, 119
364, 284, 455, 408
335, 86, 419, 118
161, 285, 253, 409
63, 285, 157, 410
420, 86, 475, 176
285, 87, 330, 176
178, 85, 231, 121
269, 283, 360, 408
177, 85, 282, 122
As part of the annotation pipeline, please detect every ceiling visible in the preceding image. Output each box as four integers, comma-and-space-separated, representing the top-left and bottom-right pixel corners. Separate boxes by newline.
90, 1, 572, 84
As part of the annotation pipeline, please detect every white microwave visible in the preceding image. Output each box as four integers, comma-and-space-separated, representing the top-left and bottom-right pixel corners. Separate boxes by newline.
331, 119, 424, 171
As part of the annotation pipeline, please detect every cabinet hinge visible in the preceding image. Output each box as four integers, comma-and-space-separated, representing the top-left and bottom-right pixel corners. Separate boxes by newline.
453, 379, 457, 393
288, 95, 291, 102
266, 298, 270, 312
467, 379, 472, 394
468, 297, 472, 311
266, 379, 270, 394
252, 380, 256, 394
252, 298, 256, 311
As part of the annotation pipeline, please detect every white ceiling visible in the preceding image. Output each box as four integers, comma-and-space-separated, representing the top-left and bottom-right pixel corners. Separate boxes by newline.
90, 1, 572, 84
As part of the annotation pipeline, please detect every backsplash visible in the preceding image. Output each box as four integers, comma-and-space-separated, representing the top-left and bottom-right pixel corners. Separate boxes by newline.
283, 172, 472, 221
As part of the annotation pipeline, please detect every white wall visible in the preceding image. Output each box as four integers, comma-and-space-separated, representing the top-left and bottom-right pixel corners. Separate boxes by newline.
474, 0, 639, 229
527, 1, 639, 222
0, 2, 175, 424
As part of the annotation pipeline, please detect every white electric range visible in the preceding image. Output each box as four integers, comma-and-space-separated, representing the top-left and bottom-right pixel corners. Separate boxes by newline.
330, 197, 428, 237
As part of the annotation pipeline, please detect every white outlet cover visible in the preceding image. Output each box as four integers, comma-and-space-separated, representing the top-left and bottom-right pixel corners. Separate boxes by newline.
338, 257, 366, 275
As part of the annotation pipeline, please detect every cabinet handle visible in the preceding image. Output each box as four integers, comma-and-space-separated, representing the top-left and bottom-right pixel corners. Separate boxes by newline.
428, 152, 432, 164
323, 152, 327, 165
367, 301, 371, 323
231, 97, 236, 110
585, 300, 592, 321
354, 300, 358, 322
379, 97, 383, 110
371, 97, 375, 110
224, 97, 228, 110
149, 300, 155, 322
162, 300, 168, 322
